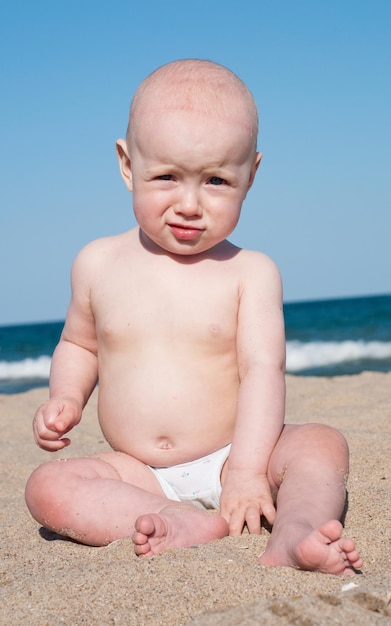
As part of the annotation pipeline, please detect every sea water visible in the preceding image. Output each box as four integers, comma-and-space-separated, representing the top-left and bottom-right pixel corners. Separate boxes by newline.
1, 294, 390, 394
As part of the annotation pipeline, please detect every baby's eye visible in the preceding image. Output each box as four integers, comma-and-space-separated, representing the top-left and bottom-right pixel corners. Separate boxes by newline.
157, 174, 173, 181
208, 176, 226, 186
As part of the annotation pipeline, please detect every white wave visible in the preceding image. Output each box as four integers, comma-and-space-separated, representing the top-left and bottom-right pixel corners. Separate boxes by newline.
0, 356, 51, 380
286, 340, 391, 372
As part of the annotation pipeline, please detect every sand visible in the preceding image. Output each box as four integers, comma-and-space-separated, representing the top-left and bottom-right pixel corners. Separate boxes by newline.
1, 372, 390, 625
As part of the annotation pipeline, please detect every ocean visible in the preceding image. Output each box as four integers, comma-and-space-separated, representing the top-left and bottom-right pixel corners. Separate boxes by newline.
0, 294, 390, 394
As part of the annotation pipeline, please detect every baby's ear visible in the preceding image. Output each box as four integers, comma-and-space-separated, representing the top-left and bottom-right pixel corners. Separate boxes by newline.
116, 139, 133, 191
248, 152, 262, 189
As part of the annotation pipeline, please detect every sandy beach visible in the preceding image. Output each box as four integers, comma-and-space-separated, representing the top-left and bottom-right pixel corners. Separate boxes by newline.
1, 372, 390, 625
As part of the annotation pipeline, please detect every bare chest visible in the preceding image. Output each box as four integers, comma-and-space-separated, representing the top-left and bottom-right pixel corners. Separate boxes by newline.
91, 259, 240, 349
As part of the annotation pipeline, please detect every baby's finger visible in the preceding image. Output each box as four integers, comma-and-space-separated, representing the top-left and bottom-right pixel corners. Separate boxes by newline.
34, 424, 62, 444
227, 508, 246, 536
42, 402, 78, 436
42, 405, 67, 432
34, 409, 58, 436
35, 435, 71, 452
245, 506, 262, 535
218, 496, 232, 524
33, 413, 68, 448
33, 405, 58, 434
261, 499, 276, 527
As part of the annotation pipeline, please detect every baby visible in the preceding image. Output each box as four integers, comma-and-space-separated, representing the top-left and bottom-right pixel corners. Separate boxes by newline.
25, 59, 362, 575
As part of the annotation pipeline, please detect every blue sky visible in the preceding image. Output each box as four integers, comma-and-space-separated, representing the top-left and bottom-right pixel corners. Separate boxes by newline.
1, 0, 390, 325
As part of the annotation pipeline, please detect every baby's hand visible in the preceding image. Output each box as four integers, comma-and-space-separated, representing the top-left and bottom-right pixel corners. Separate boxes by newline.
33, 396, 82, 451
220, 469, 276, 535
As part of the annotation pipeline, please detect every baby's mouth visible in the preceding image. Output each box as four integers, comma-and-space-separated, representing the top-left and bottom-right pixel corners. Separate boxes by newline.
169, 224, 203, 240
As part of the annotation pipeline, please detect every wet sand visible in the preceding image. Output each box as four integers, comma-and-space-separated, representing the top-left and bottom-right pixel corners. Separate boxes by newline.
1, 372, 390, 625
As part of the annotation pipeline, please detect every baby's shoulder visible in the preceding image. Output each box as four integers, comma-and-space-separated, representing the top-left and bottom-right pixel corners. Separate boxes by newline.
232, 248, 282, 296
71, 229, 137, 278
235, 248, 280, 274
75, 229, 136, 261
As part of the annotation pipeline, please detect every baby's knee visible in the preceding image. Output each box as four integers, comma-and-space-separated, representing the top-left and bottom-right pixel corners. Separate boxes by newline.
298, 422, 343, 441
25, 460, 68, 523
300, 423, 349, 460
315, 423, 347, 448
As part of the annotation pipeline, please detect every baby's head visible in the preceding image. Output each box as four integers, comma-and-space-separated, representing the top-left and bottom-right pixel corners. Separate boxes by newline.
117, 60, 261, 256
126, 59, 258, 158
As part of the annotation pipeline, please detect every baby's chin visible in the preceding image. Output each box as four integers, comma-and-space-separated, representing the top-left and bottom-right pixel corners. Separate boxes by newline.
139, 229, 221, 258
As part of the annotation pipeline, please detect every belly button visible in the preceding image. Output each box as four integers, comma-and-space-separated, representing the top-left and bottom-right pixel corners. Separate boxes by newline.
157, 438, 173, 450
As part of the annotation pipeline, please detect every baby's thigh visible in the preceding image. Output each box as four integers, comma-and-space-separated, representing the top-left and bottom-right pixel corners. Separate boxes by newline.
29, 454, 122, 488
28, 452, 165, 496
92, 450, 166, 494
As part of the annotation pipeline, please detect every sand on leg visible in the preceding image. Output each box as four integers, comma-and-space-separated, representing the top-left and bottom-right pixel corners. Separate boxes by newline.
259, 423, 363, 575
25, 451, 228, 549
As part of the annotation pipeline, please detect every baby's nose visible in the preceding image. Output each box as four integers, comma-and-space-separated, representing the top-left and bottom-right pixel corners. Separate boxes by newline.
175, 186, 202, 216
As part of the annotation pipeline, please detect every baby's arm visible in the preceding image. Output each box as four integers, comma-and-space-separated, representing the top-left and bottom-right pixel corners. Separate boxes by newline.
220, 252, 286, 534
33, 245, 99, 451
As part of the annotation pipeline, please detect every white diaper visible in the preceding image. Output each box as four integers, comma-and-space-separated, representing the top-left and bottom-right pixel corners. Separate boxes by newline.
147, 444, 231, 510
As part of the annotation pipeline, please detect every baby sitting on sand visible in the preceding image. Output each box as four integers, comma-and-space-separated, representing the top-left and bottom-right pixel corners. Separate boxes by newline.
25, 59, 362, 575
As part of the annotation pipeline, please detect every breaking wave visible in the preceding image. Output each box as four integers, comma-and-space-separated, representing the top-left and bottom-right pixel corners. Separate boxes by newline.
286, 340, 391, 372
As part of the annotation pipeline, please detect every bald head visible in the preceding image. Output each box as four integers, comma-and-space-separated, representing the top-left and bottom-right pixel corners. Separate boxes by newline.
126, 59, 258, 154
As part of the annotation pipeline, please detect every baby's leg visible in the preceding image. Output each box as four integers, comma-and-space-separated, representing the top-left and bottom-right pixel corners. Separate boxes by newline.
259, 424, 363, 575
25, 452, 228, 550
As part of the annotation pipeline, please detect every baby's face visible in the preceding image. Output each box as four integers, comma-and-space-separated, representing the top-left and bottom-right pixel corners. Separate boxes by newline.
125, 105, 261, 256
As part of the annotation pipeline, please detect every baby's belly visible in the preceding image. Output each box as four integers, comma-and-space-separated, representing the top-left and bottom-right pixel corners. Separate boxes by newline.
97, 358, 238, 466
102, 429, 232, 467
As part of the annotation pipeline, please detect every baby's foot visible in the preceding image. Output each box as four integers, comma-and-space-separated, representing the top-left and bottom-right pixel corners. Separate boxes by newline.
132, 503, 228, 557
259, 519, 363, 575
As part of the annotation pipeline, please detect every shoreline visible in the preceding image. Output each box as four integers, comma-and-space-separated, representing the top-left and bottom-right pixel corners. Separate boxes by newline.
1, 372, 390, 624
